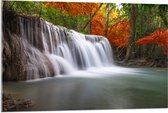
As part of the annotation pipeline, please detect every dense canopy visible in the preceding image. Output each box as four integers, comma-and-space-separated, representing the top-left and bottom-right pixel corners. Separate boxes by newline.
3, 1, 168, 61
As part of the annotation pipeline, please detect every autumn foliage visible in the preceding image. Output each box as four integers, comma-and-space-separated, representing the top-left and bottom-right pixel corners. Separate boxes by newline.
44, 2, 98, 16
107, 20, 130, 48
44, 2, 131, 48
136, 29, 168, 55
91, 11, 106, 36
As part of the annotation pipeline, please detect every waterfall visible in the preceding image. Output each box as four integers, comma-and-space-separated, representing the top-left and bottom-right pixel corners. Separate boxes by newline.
3, 15, 114, 80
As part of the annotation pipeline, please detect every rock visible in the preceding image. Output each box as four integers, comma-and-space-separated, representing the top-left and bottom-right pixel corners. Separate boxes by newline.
3, 93, 33, 111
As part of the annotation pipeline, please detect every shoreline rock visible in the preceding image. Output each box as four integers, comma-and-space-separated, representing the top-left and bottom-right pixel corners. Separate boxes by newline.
3, 93, 33, 111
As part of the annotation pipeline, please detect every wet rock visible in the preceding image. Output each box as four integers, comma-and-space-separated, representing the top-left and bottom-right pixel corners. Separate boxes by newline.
3, 93, 33, 111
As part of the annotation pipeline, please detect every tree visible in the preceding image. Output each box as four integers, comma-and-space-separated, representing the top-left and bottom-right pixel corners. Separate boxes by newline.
125, 4, 138, 61
82, 3, 103, 33
108, 20, 130, 48
136, 28, 168, 56
105, 3, 110, 37
44, 2, 99, 32
130, 4, 167, 59
44, 2, 98, 16
91, 11, 106, 36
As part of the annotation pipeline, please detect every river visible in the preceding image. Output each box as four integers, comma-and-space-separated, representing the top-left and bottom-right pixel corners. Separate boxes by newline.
3, 67, 167, 111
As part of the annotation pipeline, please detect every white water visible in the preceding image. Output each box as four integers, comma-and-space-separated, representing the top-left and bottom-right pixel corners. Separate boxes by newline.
17, 17, 123, 80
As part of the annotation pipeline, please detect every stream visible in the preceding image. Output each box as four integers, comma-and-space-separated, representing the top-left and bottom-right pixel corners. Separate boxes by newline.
3, 67, 167, 111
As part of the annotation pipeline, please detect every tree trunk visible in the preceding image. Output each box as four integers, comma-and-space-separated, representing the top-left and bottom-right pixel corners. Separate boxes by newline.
125, 4, 137, 62
88, 14, 92, 34
105, 3, 110, 37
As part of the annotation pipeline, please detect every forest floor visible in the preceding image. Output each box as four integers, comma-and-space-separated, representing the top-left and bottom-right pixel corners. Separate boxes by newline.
115, 58, 167, 68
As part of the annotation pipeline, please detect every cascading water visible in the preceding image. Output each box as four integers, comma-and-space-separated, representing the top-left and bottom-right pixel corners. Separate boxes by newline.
3, 15, 114, 80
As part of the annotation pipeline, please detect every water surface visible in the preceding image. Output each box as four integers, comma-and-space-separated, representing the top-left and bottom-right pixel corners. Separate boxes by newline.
3, 67, 167, 111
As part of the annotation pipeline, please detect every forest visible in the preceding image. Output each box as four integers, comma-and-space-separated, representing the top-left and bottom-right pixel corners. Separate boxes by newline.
3, 1, 168, 67
2, 1, 168, 111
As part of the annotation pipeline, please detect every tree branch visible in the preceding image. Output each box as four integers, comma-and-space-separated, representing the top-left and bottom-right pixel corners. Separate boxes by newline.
82, 3, 103, 31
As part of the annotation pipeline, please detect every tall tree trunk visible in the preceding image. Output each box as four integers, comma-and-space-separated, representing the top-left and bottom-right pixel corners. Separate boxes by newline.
105, 3, 110, 37
125, 4, 137, 62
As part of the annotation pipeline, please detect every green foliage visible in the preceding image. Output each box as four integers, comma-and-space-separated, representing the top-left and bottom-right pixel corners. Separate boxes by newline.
41, 5, 88, 32
42, 4, 88, 32
4, 1, 89, 33
135, 4, 167, 58
10, 1, 42, 16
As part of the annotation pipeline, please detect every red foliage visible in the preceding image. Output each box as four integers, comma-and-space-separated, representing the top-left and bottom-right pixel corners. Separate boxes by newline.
107, 20, 130, 48
91, 12, 106, 36
44, 2, 131, 48
136, 29, 168, 55
44, 2, 98, 16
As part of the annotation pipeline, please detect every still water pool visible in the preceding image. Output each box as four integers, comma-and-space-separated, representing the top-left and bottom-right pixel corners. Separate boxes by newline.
3, 67, 168, 111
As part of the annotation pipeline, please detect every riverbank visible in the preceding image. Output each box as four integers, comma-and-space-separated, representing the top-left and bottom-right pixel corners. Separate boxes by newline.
115, 58, 167, 68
